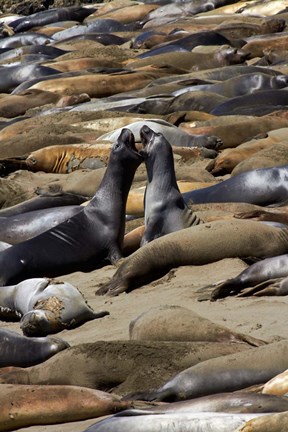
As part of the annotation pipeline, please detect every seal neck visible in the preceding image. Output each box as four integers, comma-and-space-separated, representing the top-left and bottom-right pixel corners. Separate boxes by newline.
90, 154, 140, 211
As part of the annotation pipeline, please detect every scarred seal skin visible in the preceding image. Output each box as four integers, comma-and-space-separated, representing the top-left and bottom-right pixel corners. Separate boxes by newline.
0, 278, 109, 336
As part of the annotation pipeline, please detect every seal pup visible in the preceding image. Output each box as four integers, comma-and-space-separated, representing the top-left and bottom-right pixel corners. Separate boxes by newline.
0, 328, 69, 367
139, 126, 201, 246
0, 278, 109, 336
0, 129, 143, 286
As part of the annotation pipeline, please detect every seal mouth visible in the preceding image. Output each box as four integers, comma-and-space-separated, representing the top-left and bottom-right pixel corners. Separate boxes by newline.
139, 125, 156, 157
119, 128, 143, 158
140, 125, 153, 148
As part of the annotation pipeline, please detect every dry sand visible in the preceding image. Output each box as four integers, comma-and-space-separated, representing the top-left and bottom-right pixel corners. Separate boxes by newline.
2, 255, 288, 431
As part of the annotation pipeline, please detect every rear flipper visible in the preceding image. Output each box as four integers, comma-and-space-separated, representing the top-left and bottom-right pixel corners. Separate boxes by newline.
238, 277, 288, 297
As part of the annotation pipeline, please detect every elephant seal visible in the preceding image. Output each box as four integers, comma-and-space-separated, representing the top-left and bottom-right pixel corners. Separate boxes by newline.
140, 126, 201, 245
129, 305, 266, 347
0, 63, 59, 93
183, 166, 288, 206
133, 340, 288, 402
9, 6, 96, 33
0, 89, 62, 119
209, 254, 288, 300
208, 128, 288, 176
263, 369, 288, 396
231, 143, 288, 177
0, 206, 82, 244
0, 328, 69, 367
0, 143, 110, 175
0, 192, 87, 217
0, 384, 131, 431
123, 392, 288, 414
96, 119, 222, 150
0, 128, 143, 286
0, 278, 109, 336
0, 340, 247, 394
96, 220, 288, 296
84, 412, 263, 432
235, 411, 288, 432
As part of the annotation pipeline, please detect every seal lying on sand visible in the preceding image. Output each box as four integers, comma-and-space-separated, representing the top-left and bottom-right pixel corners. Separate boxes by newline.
0, 384, 131, 431
208, 254, 288, 300
0, 278, 109, 336
129, 305, 266, 347
0, 328, 69, 367
0, 129, 143, 286
96, 220, 288, 296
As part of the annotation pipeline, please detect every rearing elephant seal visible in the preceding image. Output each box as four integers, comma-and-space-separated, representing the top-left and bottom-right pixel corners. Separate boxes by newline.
140, 125, 201, 246
0, 278, 109, 336
0, 129, 143, 286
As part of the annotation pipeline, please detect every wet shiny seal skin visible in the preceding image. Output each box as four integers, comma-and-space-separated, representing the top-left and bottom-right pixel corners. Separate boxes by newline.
0, 129, 143, 286
0, 278, 109, 336
84, 412, 263, 432
0, 206, 82, 244
183, 165, 288, 206
140, 125, 201, 246
0, 328, 69, 367
9, 6, 96, 33
133, 340, 288, 402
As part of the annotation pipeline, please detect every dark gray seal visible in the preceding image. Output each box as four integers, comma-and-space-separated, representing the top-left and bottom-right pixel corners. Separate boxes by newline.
0, 63, 59, 93
0, 191, 87, 217
0, 328, 69, 367
140, 125, 200, 245
0, 278, 109, 336
209, 254, 288, 299
0, 128, 143, 286
9, 6, 96, 33
0, 206, 82, 244
183, 165, 288, 206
